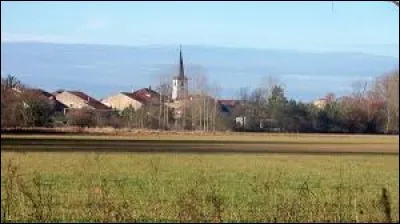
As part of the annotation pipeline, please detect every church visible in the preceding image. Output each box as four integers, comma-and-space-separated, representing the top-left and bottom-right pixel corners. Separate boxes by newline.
169, 46, 190, 129
171, 45, 189, 101
102, 45, 230, 131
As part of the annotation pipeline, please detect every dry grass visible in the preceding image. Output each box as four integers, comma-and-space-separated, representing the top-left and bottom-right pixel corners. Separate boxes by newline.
2, 132, 398, 144
1, 150, 399, 223
2, 127, 399, 142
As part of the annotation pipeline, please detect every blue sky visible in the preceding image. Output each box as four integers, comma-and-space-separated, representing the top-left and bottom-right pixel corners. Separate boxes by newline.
1, 1, 399, 56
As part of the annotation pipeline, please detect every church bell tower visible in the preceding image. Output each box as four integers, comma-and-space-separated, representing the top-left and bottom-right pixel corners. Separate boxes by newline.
171, 45, 188, 101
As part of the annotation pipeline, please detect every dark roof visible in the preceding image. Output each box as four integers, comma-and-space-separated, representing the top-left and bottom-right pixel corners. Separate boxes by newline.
31, 88, 68, 112
174, 46, 188, 80
218, 100, 239, 107
68, 91, 110, 110
178, 45, 185, 80
10, 88, 68, 113
217, 100, 239, 114
31, 88, 54, 98
53, 100, 68, 112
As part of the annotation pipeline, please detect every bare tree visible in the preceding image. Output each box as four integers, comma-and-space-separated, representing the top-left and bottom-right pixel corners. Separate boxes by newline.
371, 70, 399, 133
152, 70, 175, 130
237, 87, 250, 131
210, 82, 221, 132
189, 70, 209, 131
155, 73, 173, 130
1, 74, 23, 90
260, 75, 281, 104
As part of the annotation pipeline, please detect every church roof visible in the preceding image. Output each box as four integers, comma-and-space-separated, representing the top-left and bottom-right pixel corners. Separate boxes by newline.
174, 45, 188, 80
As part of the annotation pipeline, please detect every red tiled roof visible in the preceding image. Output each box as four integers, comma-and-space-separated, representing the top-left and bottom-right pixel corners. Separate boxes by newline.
68, 91, 110, 110
120, 92, 137, 100
122, 88, 167, 105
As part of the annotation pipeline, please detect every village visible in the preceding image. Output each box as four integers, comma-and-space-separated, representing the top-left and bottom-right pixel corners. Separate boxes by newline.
1, 2, 399, 223
1, 46, 398, 134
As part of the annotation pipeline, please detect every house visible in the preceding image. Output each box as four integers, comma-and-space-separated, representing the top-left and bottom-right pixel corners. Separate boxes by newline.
30, 88, 68, 113
55, 90, 110, 111
9, 87, 68, 113
102, 87, 167, 112
313, 98, 327, 109
131, 87, 167, 106
235, 116, 247, 127
102, 92, 144, 111
217, 100, 239, 115
217, 100, 282, 131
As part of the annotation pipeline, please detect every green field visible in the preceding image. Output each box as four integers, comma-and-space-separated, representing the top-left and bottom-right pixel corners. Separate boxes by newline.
1, 134, 399, 222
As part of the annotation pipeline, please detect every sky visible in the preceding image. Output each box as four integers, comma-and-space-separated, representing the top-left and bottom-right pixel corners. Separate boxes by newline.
1, 1, 399, 56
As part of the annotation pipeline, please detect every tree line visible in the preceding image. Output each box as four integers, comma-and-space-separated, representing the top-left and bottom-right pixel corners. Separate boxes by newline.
1, 69, 398, 134
231, 71, 399, 134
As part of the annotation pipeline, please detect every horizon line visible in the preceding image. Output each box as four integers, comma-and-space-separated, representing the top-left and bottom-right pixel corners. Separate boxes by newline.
1, 40, 399, 59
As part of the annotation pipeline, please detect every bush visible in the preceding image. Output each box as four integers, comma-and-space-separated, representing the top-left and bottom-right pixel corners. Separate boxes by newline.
21, 90, 54, 127
66, 109, 96, 128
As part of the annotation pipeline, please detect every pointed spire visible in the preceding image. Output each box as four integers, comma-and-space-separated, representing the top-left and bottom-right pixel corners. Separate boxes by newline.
179, 45, 185, 80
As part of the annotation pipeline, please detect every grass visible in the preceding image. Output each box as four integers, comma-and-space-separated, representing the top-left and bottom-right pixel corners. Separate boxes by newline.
1, 149, 399, 222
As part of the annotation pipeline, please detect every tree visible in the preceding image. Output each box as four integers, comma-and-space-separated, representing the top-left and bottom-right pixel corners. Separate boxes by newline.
260, 75, 281, 102
266, 85, 288, 129
121, 105, 137, 128
20, 89, 54, 127
282, 100, 314, 133
154, 73, 173, 130
1, 74, 23, 90
371, 70, 399, 133
236, 87, 250, 131
1, 75, 26, 128
66, 109, 96, 128
189, 72, 210, 131
247, 88, 268, 131
1, 89, 25, 128
210, 82, 221, 132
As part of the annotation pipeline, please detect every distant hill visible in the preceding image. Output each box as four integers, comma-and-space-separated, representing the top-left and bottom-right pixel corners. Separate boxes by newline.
1, 42, 398, 102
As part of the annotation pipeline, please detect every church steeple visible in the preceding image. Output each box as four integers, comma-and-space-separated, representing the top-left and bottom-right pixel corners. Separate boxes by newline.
178, 45, 185, 80
171, 45, 189, 101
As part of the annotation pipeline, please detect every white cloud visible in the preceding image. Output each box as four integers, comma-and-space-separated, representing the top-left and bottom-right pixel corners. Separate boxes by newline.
1, 16, 112, 44
0, 31, 108, 45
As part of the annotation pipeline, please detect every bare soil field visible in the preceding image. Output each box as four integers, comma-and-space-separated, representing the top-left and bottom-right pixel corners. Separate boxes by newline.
1, 133, 398, 154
